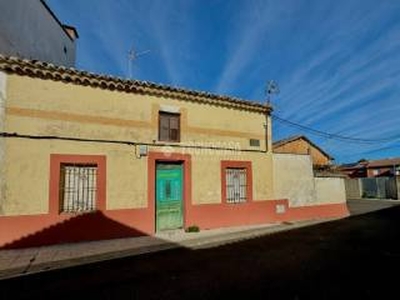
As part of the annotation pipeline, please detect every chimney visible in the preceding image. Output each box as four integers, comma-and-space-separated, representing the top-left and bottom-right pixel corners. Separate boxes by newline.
62, 24, 79, 41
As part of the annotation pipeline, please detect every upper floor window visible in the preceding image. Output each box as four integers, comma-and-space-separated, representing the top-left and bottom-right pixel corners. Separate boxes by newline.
159, 112, 180, 142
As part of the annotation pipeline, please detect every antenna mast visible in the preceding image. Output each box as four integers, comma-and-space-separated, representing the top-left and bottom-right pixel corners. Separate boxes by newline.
127, 45, 150, 78
265, 80, 280, 104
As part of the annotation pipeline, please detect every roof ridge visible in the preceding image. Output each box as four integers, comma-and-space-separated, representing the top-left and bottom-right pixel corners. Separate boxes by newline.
273, 134, 333, 160
273, 134, 304, 145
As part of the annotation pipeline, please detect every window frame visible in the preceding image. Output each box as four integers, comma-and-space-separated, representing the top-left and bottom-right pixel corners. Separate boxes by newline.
225, 167, 248, 204
158, 111, 181, 142
59, 163, 99, 213
49, 154, 106, 215
221, 161, 253, 204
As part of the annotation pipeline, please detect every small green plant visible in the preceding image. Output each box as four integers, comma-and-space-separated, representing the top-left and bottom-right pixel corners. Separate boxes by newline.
185, 225, 200, 233
362, 192, 375, 199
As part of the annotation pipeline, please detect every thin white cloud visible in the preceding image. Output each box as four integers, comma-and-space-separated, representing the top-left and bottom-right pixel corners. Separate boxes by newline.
214, 0, 277, 94
281, 23, 400, 124
146, 0, 195, 85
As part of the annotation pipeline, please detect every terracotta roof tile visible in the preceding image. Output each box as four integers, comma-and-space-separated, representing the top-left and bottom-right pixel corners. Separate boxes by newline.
0, 55, 272, 114
367, 158, 400, 168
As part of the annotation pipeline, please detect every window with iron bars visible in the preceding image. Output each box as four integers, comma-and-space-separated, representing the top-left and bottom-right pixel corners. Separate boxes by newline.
59, 164, 98, 213
225, 168, 247, 203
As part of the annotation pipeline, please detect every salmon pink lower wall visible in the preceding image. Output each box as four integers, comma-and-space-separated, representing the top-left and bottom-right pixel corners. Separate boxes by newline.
0, 201, 349, 249
186, 200, 349, 230
186, 199, 288, 229
0, 209, 154, 249
285, 203, 349, 221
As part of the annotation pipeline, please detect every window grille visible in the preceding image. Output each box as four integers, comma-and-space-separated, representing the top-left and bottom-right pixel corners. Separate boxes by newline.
225, 168, 247, 203
60, 164, 97, 213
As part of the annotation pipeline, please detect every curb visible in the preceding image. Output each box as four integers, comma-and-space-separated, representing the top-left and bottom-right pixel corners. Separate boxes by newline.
0, 241, 177, 280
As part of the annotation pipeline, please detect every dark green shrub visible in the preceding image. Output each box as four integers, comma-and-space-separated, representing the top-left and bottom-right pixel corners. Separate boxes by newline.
185, 225, 200, 233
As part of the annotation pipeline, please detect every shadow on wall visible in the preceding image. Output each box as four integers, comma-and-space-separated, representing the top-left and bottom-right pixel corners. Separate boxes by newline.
0, 211, 145, 249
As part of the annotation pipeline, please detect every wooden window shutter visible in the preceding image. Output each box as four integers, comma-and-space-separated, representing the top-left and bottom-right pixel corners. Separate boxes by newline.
169, 115, 180, 141
159, 113, 170, 141
159, 112, 180, 142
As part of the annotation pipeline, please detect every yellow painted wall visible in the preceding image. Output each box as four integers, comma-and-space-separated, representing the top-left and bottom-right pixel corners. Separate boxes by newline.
189, 149, 273, 204
274, 139, 330, 166
5, 75, 267, 149
1, 141, 274, 216
1, 138, 149, 215
1, 74, 274, 216
0, 72, 7, 215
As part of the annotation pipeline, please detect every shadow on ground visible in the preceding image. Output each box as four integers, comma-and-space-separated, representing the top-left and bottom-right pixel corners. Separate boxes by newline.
1, 211, 148, 249
1, 205, 400, 299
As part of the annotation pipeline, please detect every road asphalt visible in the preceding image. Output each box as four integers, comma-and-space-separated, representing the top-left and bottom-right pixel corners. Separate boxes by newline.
0, 219, 330, 280
0, 199, 399, 299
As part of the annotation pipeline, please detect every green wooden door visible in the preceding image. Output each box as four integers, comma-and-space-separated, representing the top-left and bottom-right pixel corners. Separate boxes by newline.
156, 163, 183, 231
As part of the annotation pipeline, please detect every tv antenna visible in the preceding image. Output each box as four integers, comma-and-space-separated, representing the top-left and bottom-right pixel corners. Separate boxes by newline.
127, 45, 150, 78
265, 80, 280, 104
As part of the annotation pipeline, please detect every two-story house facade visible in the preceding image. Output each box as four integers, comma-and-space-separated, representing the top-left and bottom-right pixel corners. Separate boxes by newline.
0, 55, 348, 248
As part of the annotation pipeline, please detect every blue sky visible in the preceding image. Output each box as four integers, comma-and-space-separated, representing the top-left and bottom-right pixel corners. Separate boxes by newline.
47, 0, 400, 163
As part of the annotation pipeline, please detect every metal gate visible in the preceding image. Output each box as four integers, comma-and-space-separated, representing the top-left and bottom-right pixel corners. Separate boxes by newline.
360, 177, 397, 199
344, 179, 361, 199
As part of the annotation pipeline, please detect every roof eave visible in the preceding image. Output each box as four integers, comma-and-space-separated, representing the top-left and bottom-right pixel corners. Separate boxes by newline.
0, 55, 271, 114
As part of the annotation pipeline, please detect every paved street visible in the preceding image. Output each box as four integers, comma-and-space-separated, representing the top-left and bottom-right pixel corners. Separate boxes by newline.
347, 198, 400, 215
1, 204, 400, 299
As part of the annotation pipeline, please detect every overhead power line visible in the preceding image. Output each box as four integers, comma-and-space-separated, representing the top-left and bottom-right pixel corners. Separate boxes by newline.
271, 114, 400, 145
339, 144, 400, 160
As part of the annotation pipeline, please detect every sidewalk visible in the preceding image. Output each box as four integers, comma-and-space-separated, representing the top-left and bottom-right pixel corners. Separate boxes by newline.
0, 218, 339, 280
